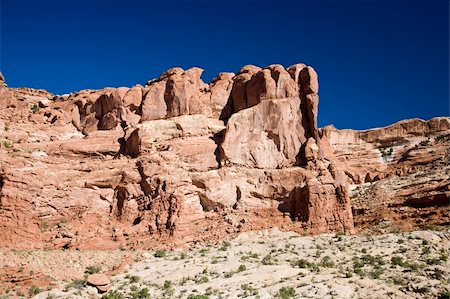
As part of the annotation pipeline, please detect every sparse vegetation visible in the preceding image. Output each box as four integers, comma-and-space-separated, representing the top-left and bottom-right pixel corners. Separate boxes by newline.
85, 264, 102, 274
391, 256, 405, 267
380, 147, 393, 162
187, 295, 209, 299
194, 276, 209, 284
101, 290, 125, 299
240, 284, 259, 296
65, 279, 87, 290
130, 287, 150, 299
261, 254, 277, 265
127, 275, 140, 283
275, 287, 296, 299
28, 286, 41, 297
219, 241, 231, 251
290, 258, 320, 272
5, 231, 449, 299
320, 255, 335, 268
31, 104, 40, 113
2, 141, 12, 149
162, 280, 175, 296
154, 250, 167, 258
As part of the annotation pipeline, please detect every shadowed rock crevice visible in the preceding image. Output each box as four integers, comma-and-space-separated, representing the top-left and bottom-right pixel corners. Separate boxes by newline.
136, 161, 181, 235
113, 186, 128, 219
0, 175, 3, 207
210, 129, 226, 168
402, 194, 449, 208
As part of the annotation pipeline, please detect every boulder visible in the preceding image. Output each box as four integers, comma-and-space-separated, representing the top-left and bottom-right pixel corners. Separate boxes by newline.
87, 273, 110, 292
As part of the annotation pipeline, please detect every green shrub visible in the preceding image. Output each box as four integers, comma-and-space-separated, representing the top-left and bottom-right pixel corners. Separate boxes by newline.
354, 267, 365, 277
163, 280, 172, 289
154, 250, 167, 258
31, 104, 40, 113
187, 295, 209, 299
66, 279, 87, 290
429, 269, 445, 280
162, 280, 174, 296
28, 286, 41, 297
128, 275, 140, 283
237, 264, 246, 272
320, 256, 335, 268
240, 284, 258, 296
291, 259, 310, 268
2, 141, 12, 149
194, 276, 209, 284
369, 268, 383, 279
392, 276, 406, 286
261, 254, 276, 265
101, 290, 125, 299
391, 256, 405, 267
219, 241, 231, 251
131, 287, 150, 299
275, 287, 296, 299
85, 265, 102, 274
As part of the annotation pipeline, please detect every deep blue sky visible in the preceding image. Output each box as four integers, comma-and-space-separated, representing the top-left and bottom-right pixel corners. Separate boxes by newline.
1, 0, 448, 129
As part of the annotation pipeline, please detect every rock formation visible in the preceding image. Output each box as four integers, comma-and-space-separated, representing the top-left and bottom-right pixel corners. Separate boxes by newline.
320, 118, 450, 232
0, 64, 447, 250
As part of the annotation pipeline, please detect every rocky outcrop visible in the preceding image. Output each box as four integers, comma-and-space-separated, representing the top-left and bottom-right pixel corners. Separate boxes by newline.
87, 273, 110, 292
68, 67, 234, 135
70, 87, 141, 134
0, 72, 17, 109
320, 117, 450, 183
0, 64, 446, 250
221, 96, 305, 168
347, 127, 450, 233
220, 64, 320, 169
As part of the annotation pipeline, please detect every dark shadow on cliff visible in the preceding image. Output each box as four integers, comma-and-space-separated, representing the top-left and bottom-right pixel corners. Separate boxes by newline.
210, 129, 226, 168
277, 187, 309, 222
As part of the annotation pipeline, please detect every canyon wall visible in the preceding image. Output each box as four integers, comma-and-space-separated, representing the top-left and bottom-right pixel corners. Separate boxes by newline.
0, 65, 447, 249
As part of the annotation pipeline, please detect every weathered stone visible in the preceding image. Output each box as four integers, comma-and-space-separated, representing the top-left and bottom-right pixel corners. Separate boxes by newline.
0, 62, 447, 252
221, 96, 305, 168
87, 273, 110, 292
210, 72, 234, 118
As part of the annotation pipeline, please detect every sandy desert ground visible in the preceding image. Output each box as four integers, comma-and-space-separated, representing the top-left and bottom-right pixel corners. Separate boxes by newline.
1, 228, 449, 299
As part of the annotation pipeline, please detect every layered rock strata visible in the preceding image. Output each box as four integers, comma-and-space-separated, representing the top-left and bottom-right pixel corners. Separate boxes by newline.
0, 63, 446, 249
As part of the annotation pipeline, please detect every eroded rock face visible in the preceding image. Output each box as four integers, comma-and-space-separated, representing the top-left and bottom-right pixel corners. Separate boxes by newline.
221, 64, 320, 168
0, 72, 18, 109
141, 67, 234, 121
321, 117, 450, 183
0, 63, 352, 250
221, 96, 305, 168
71, 87, 140, 133
0, 63, 446, 250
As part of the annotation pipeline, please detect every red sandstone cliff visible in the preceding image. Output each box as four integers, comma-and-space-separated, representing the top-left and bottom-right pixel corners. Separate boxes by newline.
0, 65, 447, 249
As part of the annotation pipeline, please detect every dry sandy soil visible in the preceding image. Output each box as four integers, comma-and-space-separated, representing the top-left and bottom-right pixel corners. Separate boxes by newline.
1, 228, 449, 299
